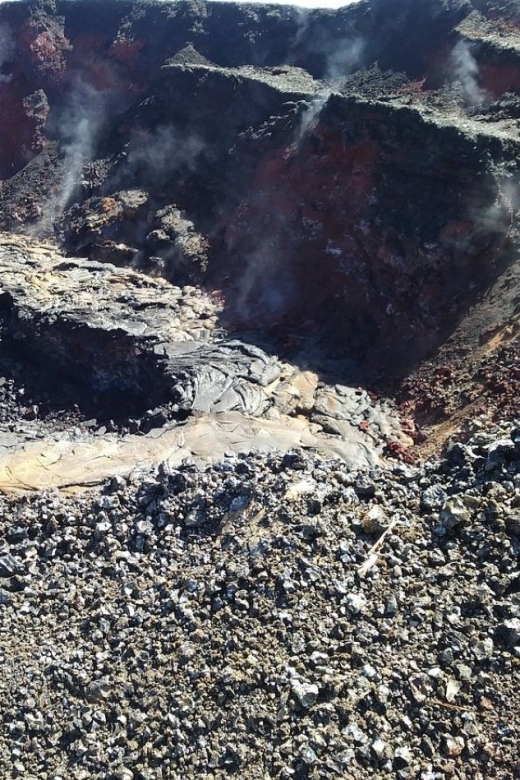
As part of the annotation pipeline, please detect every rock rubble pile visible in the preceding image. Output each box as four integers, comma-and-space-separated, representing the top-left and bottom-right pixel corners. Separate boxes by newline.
0, 422, 518, 779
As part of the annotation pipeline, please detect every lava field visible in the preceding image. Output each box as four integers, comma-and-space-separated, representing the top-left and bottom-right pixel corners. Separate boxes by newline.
0, 0, 519, 778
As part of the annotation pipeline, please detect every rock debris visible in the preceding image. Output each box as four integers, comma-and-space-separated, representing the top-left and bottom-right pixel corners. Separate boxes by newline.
0, 423, 519, 778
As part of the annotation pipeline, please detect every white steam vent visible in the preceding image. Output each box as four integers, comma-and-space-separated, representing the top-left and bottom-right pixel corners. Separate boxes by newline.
451, 40, 487, 107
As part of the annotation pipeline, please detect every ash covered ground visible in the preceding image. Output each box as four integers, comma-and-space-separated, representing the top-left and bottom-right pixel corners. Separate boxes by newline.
0, 0, 519, 777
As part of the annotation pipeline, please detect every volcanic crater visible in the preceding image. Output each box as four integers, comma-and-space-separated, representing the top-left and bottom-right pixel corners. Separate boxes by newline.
0, 0, 518, 486
0, 2, 520, 779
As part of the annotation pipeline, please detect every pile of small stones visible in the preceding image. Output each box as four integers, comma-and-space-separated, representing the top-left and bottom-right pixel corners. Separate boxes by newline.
0, 422, 519, 779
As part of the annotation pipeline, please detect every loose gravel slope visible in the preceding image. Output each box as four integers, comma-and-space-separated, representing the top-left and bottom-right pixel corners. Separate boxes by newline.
0, 423, 519, 779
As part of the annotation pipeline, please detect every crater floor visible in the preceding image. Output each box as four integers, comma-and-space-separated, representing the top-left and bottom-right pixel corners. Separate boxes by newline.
0, 234, 411, 491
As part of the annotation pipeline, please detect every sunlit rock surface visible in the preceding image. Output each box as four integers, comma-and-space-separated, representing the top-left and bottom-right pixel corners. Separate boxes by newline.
0, 235, 410, 489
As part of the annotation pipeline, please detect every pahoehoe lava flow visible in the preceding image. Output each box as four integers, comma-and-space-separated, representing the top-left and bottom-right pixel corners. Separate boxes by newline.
0, 0, 519, 778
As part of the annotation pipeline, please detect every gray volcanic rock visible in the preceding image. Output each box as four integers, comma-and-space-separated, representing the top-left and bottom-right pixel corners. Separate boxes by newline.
0, 234, 410, 488
0, 235, 283, 417
0, 411, 384, 492
0, 236, 219, 406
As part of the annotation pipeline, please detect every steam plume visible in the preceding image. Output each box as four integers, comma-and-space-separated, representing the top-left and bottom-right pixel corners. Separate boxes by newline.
125, 125, 204, 184
451, 40, 486, 107
34, 81, 106, 236
234, 237, 293, 323
298, 36, 364, 139
325, 37, 364, 84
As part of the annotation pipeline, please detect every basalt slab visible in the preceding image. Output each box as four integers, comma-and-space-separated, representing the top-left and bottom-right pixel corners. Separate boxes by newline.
0, 235, 283, 416
0, 410, 386, 493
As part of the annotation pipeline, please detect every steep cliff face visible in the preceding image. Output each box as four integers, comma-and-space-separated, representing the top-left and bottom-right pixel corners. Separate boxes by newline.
224, 97, 517, 366
0, 0, 519, 378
